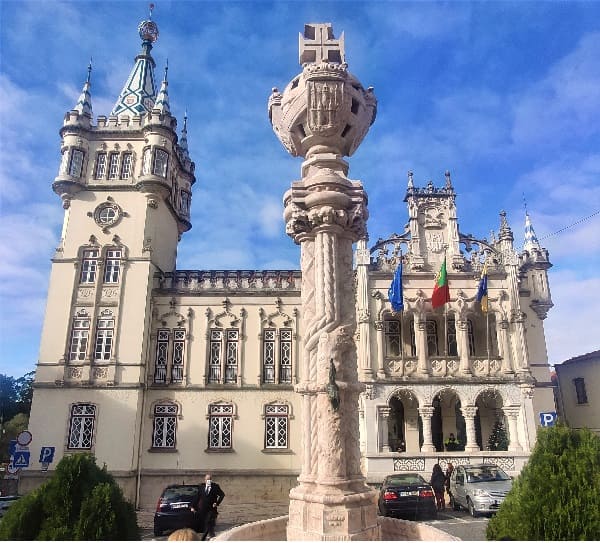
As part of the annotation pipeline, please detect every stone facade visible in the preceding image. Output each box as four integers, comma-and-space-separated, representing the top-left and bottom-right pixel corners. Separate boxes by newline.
24, 17, 556, 515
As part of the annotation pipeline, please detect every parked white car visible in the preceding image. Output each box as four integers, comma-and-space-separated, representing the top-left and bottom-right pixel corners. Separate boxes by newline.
449, 463, 512, 516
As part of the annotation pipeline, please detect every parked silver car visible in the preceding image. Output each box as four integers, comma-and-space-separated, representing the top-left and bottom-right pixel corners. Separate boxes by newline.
449, 463, 512, 516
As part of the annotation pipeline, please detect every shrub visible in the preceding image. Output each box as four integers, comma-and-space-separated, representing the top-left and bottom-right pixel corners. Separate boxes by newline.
0, 453, 140, 540
486, 424, 600, 540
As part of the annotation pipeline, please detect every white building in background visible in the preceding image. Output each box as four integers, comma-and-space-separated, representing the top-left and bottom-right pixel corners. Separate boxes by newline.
554, 351, 600, 435
23, 15, 556, 507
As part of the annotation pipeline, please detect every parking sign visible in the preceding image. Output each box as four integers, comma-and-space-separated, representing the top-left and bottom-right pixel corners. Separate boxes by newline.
539, 411, 558, 427
39, 446, 55, 464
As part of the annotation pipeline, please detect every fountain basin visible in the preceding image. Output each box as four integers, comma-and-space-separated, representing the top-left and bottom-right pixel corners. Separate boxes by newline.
215, 515, 460, 541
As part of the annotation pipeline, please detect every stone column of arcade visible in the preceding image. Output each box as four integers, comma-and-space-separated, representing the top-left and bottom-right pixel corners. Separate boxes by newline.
269, 23, 379, 540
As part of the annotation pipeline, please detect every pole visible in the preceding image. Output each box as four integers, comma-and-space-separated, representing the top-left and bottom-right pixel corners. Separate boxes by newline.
486, 310, 490, 360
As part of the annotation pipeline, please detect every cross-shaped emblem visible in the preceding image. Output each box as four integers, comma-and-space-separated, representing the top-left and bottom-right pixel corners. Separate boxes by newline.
299, 23, 345, 65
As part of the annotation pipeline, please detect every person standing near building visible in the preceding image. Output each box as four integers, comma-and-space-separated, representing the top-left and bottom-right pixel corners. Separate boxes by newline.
191, 473, 225, 540
445, 463, 454, 504
430, 463, 446, 511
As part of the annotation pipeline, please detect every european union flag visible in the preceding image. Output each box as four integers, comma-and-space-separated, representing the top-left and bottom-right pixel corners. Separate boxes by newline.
476, 264, 488, 313
388, 261, 404, 312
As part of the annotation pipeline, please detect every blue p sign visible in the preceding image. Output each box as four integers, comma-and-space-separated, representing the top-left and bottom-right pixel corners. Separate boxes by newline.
539, 412, 557, 427
39, 446, 55, 464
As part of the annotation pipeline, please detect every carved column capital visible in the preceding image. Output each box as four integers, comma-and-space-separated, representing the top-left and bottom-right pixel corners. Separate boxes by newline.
418, 406, 435, 418
461, 405, 478, 419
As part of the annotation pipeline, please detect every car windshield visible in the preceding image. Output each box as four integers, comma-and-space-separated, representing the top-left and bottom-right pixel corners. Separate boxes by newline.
162, 486, 198, 501
386, 475, 425, 486
465, 466, 510, 482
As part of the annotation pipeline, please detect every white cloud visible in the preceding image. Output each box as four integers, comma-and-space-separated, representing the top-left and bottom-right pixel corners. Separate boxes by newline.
512, 32, 600, 147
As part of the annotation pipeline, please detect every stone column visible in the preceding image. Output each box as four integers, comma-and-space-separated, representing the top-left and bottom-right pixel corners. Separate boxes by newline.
498, 319, 514, 374
503, 406, 523, 452
418, 406, 436, 452
416, 316, 430, 375
374, 320, 386, 379
456, 318, 471, 375
356, 239, 374, 380
461, 405, 480, 452
270, 23, 379, 540
379, 406, 391, 452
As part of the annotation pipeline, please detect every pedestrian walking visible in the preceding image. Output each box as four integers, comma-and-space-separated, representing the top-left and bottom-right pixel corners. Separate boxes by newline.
445, 462, 454, 503
430, 463, 446, 511
191, 473, 225, 540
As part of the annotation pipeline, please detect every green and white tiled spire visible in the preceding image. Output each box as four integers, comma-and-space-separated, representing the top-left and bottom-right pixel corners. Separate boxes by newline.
73, 61, 93, 117
110, 10, 159, 117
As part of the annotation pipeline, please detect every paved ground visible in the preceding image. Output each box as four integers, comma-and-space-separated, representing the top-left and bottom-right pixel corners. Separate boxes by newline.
139, 502, 290, 540
139, 503, 488, 541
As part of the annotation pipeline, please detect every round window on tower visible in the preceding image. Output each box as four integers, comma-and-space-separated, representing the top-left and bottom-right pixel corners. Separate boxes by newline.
93, 202, 122, 229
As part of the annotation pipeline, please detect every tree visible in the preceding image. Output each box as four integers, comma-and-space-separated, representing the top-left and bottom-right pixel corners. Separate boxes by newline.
0, 412, 29, 463
486, 425, 600, 540
487, 419, 509, 451
0, 453, 140, 540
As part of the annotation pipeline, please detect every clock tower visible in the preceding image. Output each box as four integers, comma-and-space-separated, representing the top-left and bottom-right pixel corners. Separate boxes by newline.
27, 11, 194, 485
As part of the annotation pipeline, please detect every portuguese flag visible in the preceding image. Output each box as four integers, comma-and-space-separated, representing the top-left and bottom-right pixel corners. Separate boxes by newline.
431, 256, 450, 308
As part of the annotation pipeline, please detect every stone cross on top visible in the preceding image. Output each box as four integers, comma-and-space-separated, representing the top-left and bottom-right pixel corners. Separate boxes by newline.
299, 23, 345, 65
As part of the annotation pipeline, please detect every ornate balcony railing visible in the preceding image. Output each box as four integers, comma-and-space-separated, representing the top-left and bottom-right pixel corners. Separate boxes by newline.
156, 270, 301, 293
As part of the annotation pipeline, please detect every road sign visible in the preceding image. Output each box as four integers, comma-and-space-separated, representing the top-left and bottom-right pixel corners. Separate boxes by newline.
13, 451, 30, 468
540, 411, 558, 427
16, 431, 32, 447
39, 446, 55, 464
6, 463, 19, 474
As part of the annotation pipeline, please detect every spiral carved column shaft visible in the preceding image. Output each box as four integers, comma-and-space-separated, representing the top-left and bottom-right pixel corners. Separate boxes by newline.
271, 22, 378, 540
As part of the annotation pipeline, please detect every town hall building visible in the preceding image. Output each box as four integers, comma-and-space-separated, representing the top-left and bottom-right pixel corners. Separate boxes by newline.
23, 14, 556, 507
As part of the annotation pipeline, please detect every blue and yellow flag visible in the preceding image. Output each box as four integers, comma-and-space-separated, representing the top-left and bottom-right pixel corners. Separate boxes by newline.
388, 260, 404, 312
476, 263, 488, 312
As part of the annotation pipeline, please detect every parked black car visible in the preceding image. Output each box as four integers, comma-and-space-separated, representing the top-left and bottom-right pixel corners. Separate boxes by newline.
0, 495, 20, 518
378, 473, 437, 520
154, 484, 202, 536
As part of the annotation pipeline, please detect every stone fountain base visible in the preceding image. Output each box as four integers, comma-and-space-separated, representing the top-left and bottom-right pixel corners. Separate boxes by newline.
215, 515, 459, 541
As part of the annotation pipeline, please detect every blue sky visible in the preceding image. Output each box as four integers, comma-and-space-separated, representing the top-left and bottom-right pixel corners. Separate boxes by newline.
1, 1, 599, 378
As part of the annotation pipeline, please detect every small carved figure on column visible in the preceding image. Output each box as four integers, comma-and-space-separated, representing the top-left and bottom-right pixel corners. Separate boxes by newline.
327, 359, 340, 411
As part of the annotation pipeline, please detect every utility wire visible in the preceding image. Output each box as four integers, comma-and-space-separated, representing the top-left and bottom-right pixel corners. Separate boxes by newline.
537, 209, 600, 241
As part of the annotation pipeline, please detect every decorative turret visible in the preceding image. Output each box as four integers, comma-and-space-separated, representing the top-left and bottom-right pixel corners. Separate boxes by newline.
110, 8, 159, 117
519, 211, 553, 319
152, 64, 171, 115
73, 62, 93, 118
403, 172, 462, 271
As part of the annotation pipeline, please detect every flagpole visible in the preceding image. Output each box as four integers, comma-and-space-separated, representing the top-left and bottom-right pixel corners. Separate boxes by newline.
486, 310, 490, 360
444, 248, 448, 357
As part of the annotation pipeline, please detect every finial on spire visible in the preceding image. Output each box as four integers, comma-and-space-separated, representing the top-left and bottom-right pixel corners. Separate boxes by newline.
407, 171, 414, 189
179, 109, 189, 157
163, 59, 169, 81
149, 3, 155, 19
153, 63, 170, 115
73, 62, 93, 117
498, 210, 514, 242
444, 170, 452, 189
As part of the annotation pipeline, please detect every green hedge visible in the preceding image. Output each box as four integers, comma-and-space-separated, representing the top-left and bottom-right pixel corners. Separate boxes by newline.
487, 424, 600, 540
0, 453, 139, 540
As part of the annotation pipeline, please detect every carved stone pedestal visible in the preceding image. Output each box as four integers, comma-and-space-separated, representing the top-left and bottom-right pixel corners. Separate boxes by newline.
288, 489, 380, 541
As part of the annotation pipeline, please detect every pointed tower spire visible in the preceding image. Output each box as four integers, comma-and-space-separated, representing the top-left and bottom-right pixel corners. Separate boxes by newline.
499, 210, 514, 242
179, 109, 189, 157
524, 211, 541, 251
153, 61, 170, 115
73, 60, 93, 117
110, 7, 159, 117
444, 170, 453, 190
407, 170, 414, 189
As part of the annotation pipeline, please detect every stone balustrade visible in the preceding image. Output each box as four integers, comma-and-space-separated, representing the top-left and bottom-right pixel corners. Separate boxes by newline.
155, 270, 301, 293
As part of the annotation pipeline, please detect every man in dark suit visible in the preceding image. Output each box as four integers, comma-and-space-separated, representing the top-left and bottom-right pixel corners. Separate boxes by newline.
191, 473, 225, 540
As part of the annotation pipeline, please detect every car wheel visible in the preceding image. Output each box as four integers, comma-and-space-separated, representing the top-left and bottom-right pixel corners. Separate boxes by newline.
467, 498, 478, 517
